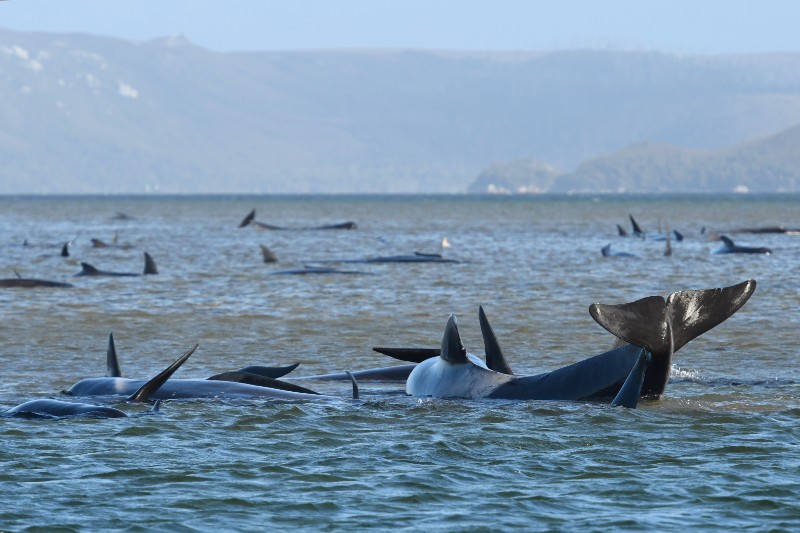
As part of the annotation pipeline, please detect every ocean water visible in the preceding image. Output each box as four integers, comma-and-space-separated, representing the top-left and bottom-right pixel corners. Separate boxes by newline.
0, 194, 798, 531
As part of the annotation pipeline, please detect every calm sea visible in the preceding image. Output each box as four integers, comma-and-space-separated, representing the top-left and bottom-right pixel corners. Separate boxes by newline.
1, 194, 798, 531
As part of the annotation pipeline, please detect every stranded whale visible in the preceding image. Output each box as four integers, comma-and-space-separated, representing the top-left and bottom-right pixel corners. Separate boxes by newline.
3, 344, 196, 419
76, 252, 158, 277
238, 209, 356, 231
370, 280, 755, 404
0, 271, 73, 288
714, 236, 772, 255
66, 335, 357, 401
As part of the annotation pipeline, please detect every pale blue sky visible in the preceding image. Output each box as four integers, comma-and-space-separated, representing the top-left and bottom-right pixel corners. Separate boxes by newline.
2, 0, 800, 54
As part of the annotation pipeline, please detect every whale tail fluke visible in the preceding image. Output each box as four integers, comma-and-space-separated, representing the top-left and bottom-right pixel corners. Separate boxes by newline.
143, 252, 158, 275
107, 333, 122, 377
666, 279, 756, 351
478, 306, 513, 375
127, 344, 197, 402
590, 279, 755, 397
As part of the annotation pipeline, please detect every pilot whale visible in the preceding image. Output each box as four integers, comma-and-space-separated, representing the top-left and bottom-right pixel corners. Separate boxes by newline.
238, 209, 356, 230
714, 236, 772, 255
317, 252, 459, 264
67, 335, 358, 401
76, 252, 158, 276
99, 333, 320, 396
3, 344, 196, 419
293, 307, 514, 384
0, 272, 73, 288
376, 280, 755, 404
405, 314, 651, 407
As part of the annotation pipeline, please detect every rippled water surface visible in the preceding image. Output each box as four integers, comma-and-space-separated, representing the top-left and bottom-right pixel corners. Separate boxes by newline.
1, 194, 799, 531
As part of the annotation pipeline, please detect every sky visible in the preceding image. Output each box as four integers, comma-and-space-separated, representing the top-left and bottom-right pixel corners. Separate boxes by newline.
2, 0, 800, 54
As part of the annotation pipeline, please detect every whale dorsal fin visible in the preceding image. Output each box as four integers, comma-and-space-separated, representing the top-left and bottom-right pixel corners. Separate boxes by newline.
13, 269, 22, 279
143, 252, 158, 275
601, 244, 612, 257
260, 244, 278, 263
61, 242, 70, 257
478, 306, 513, 375
372, 347, 441, 363
719, 235, 735, 249
78, 263, 100, 276
207, 371, 319, 394
236, 363, 300, 379
106, 333, 122, 377
440, 314, 468, 365
238, 209, 256, 228
128, 344, 197, 402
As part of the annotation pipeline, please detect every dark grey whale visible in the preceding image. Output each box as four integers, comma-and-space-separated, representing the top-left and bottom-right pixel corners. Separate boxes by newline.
270, 265, 372, 275
368, 280, 755, 404
404, 314, 651, 407
67, 335, 358, 401
714, 235, 772, 255
3, 344, 196, 419
601, 244, 638, 258
102, 333, 315, 395
0, 273, 73, 288
317, 252, 460, 264
238, 209, 356, 231
76, 252, 158, 276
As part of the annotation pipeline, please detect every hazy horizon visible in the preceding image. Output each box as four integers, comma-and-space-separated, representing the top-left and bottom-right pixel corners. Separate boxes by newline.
3, 0, 800, 55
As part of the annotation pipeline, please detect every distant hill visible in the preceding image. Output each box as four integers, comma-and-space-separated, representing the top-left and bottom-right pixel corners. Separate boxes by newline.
471, 125, 800, 193
4, 28, 800, 193
561, 124, 800, 193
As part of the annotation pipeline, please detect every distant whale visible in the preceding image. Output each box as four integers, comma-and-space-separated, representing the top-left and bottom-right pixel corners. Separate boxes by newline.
238, 209, 356, 231
729, 225, 800, 235
0, 274, 73, 288
76, 252, 158, 276
270, 265, 372, 276
3, 344, 196, 419
318, 252, 459, 264
601, 244, 637, 258
714, 236, 772, 255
